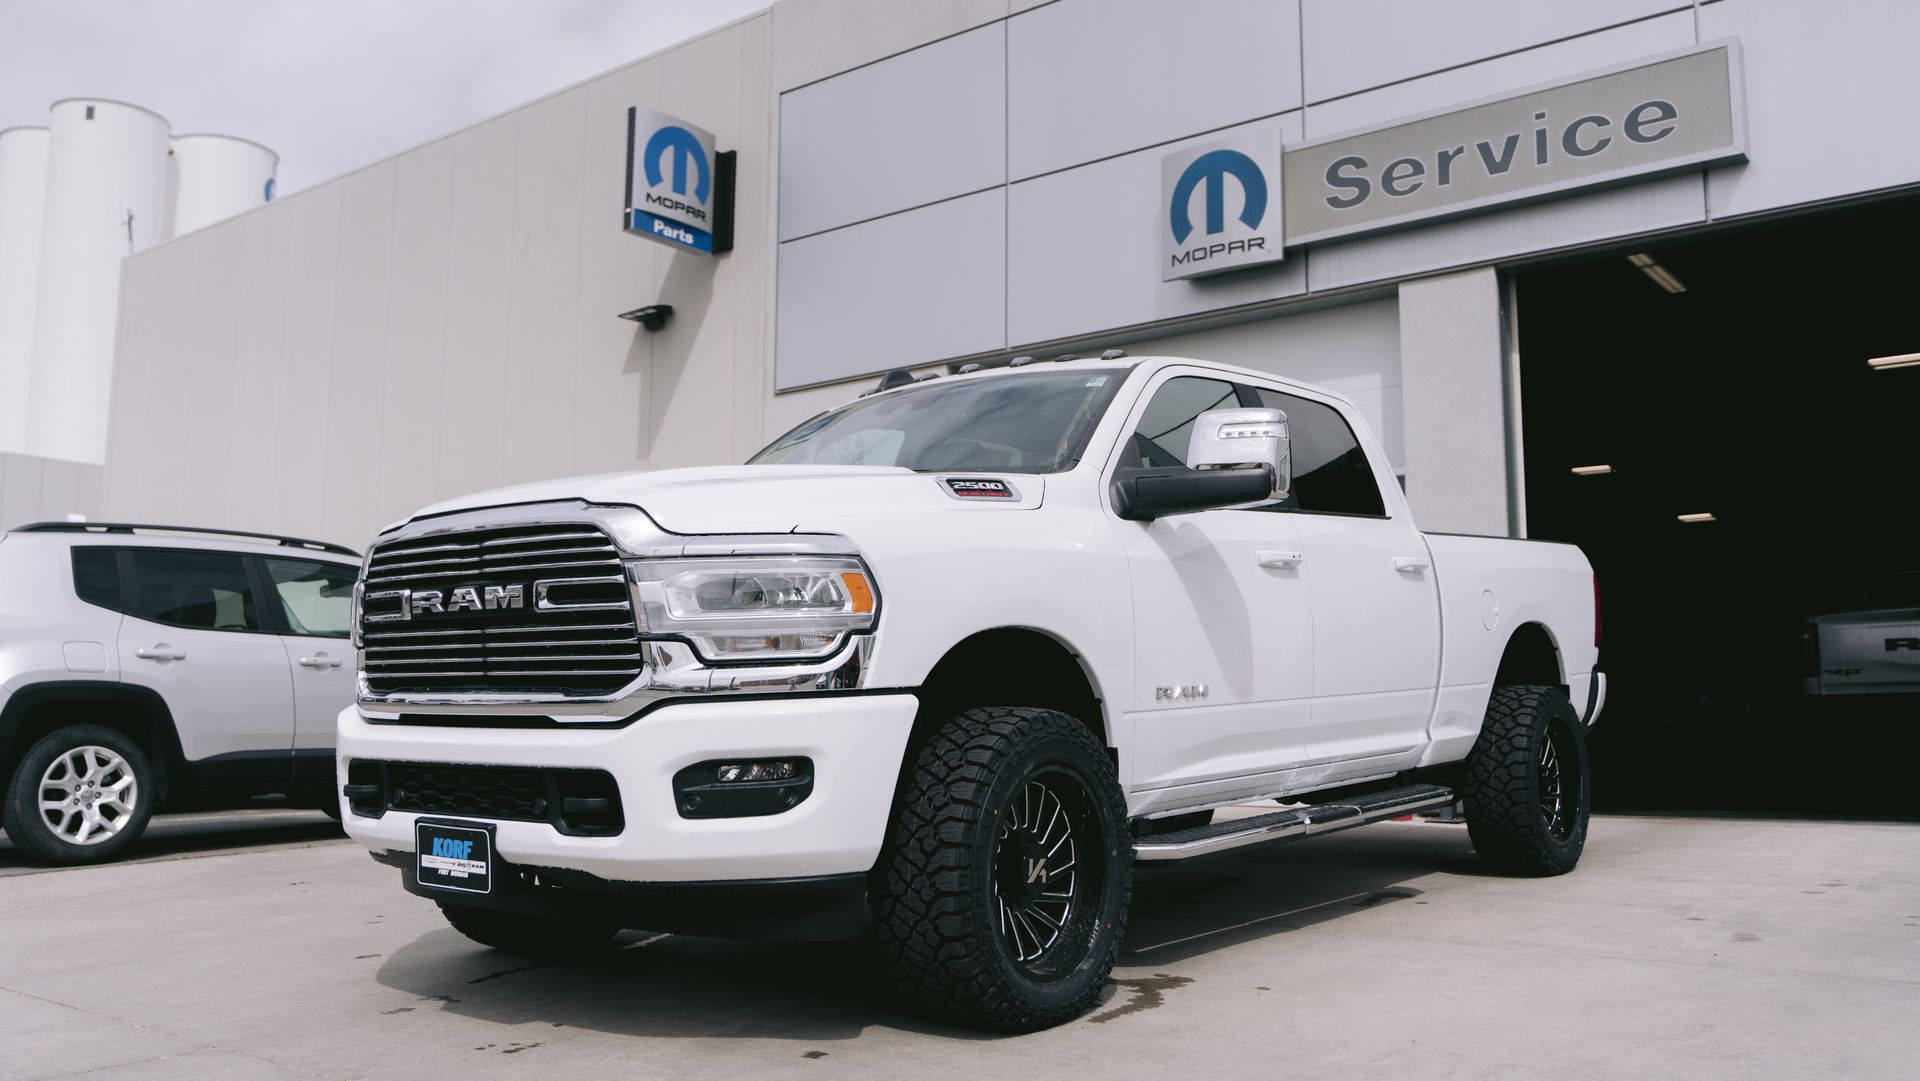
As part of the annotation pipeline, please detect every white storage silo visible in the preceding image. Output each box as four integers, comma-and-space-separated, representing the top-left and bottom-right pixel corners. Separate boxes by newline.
169, 133, 278, 237
0, 126, 51, 453
26, 99, 171, 464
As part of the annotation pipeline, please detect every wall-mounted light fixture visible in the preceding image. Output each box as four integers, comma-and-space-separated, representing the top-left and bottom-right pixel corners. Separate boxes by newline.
1676, 512, 1717, 523
618, 304, 674, 331
1867, 351, 1920, 370
1626, 252, 1687, 294
1570, 464, 1615, 476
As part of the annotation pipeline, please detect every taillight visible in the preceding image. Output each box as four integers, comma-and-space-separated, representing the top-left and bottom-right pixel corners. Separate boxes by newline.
1593, 575, 1603, 648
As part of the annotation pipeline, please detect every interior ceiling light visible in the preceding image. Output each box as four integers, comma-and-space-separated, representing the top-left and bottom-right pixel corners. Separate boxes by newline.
1626, 251, 1687, 294
1676, 512, 1717, 523
1570, 464, 1614, 475
1867, 351, 1920, 370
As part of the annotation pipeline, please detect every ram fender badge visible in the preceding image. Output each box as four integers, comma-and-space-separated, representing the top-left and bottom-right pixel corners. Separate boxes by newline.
940, 477, 1019, 501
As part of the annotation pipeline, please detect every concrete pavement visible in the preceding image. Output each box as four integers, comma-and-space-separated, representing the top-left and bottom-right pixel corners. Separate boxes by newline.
2, 814, 1916, 1080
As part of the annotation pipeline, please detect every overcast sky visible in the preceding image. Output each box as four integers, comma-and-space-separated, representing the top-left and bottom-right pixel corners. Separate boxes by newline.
0, 0, 769, 192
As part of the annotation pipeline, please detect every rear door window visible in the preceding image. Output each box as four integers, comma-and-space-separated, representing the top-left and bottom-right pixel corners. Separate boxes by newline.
122, 549, 265, 632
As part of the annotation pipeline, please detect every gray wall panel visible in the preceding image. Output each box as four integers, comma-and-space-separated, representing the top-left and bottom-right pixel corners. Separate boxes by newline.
1302, 11, 1697, 137
1700, 0, 1920, 219
0, 453, 105, 528
1008, 0, 1301, 180
776, 188, 1005, 388
374, 138, 456, 533
1007, 115, 1307, 347
1398, 268, 1508, 534
772, 0, 1008, 92
780, 23, 1005, 240
1308, 174, 1705, 293
1302, 0, 1686, 104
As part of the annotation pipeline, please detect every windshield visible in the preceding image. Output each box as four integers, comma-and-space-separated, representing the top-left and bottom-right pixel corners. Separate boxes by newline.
749, 369, 1130, 474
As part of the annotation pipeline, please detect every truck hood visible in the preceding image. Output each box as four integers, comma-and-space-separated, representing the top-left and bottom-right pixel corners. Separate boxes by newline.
402, 465, 1043, 535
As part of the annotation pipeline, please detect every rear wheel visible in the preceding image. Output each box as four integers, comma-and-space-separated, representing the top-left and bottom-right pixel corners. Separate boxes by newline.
874, 707, 1130, 1032
437, 902, 621, 958
1462, 685, 1590, 875
2, 724, 156, 865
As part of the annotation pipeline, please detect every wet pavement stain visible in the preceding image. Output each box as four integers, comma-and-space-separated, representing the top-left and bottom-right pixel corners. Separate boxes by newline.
1087, 974, 1195, 1023
803, 1051, 829, 1059
1733, 932, 1760, 942
1351, 888, 1419, 908
469, 961, 551, 984
381, 1007, 414, 1015
356, 954, 382, 959
500, 1043, 541, 1054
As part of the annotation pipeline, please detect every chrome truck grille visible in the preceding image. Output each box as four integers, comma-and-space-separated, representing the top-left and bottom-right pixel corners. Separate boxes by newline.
359, 522, 640, 697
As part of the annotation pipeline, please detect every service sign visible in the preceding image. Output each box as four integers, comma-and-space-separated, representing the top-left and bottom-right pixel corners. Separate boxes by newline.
1161, 128, 1284, 281
1281, 42, 1745, 246
626, 107, 720, 253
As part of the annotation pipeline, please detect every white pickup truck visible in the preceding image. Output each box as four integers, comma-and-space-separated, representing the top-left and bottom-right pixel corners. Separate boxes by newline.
337, 353, 1604, 1031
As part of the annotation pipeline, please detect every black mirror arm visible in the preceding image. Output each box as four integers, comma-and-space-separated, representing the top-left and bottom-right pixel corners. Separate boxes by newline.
1113, 465, 1275, 521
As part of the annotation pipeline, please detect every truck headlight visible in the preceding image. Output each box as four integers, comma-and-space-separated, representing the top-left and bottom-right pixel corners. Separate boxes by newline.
628, 556, 878, 662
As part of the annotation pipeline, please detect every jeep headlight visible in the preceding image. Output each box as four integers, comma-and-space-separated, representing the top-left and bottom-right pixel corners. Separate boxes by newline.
628, 556, 878, 662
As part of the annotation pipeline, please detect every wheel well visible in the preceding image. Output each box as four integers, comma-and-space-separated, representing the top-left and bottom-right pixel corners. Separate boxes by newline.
1494, 622, 1563, 689
910, 628, 1108, 750
0, 683, 179, 798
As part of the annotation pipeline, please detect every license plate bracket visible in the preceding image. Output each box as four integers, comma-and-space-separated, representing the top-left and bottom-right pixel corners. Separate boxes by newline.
414, 819, 494, 895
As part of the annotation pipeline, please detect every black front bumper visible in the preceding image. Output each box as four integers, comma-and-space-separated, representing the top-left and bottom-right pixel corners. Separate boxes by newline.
372, 850, 869, 942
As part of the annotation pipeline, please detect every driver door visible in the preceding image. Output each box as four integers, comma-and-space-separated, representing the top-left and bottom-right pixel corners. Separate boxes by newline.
1112, 373, 1316, 811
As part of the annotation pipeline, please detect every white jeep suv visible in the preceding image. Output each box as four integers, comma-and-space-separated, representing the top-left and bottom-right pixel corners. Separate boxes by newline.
0, 522, 361, 864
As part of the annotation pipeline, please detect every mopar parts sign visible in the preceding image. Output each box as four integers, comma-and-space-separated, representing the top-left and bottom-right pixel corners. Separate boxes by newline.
1161, 129, 1284, 281
626, 107, 735, 254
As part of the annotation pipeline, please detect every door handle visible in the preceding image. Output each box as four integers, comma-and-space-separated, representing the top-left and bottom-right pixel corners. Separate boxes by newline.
1392, 556, 1430, 573
1257, 550, 1305, 569
134, 646, 186, 661
298, 654, 343, 669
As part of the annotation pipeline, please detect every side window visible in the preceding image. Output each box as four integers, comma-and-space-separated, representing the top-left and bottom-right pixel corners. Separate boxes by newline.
263, 558, 357, 638
1125, 377, 1239, 468
122, 549, 263, 632
71, 548, 124, 611
1252, 388, 1387, 517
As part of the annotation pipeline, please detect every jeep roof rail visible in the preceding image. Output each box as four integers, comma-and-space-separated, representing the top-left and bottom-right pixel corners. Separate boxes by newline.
11, 521, 360, 558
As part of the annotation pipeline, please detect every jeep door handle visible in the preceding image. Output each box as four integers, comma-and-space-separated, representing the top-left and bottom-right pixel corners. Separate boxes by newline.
298, 654, 343, 669
1257, 550, 1305, 569
135, 646, 186, 661
1393, 556, 1430, 573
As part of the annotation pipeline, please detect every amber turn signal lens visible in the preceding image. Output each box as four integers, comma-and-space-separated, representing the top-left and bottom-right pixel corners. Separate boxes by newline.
842, 572, 875, 613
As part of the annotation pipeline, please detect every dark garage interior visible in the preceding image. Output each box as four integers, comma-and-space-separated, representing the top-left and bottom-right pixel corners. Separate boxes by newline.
1515, 196, 1920, 817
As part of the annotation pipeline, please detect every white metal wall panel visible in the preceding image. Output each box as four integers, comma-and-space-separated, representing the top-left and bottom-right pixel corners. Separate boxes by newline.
1302, 11, 1697, 138
771, 0, 1009, 92
1007, 0, 1302, 180
779, 23, 1005, 240
1006, 114, 1307, 347
776, 188, 1006, 388
1301, 0, 1689, 104
1123, 297, 1406, 471
1700, 0, 1920, 219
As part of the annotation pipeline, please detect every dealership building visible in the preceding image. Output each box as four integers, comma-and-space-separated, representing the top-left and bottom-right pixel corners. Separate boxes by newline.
3, 0, 1917, 806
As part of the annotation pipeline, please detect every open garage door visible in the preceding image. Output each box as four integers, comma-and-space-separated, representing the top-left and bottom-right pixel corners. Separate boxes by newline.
1515, 198, 1920, 817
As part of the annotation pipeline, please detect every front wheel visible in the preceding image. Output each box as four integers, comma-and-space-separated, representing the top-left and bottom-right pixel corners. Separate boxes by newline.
1461, 685, 1591, 875
2, 724, 156, 865
873, 707, 1131, 1032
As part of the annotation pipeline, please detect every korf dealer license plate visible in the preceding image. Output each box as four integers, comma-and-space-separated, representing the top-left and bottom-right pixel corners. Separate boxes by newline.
415, 820, 493, 894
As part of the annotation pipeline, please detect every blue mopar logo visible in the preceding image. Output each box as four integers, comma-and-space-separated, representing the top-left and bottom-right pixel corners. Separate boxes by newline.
644, 124, 711, 203
1170, 148, 1267, 244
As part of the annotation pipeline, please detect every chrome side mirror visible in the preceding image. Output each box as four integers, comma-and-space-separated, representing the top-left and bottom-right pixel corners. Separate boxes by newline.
1187, 407, 1290, 502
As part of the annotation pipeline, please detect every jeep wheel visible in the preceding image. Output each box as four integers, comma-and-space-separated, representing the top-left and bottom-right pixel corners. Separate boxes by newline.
1461, 685, 1591, 876
874, 707, 1130, 1032
2, 725, 156, 865
437, 902, 621, 958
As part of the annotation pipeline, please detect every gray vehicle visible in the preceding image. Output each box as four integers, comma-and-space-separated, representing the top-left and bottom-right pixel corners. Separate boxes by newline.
1803, 572, 1920, 698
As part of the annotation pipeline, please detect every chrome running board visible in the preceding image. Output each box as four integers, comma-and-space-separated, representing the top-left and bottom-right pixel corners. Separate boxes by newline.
1131, 783, 1456, 862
